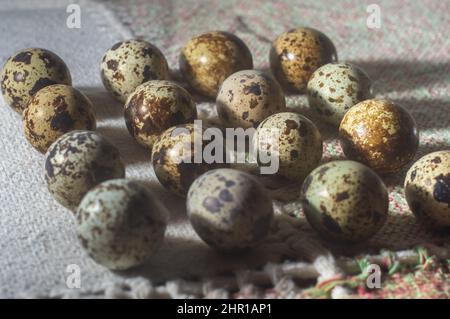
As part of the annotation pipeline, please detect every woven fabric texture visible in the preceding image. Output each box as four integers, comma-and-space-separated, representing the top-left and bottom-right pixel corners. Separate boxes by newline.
0, 0, 449, 298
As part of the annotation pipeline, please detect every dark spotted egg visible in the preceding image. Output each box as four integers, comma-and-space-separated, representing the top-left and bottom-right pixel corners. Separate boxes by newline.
1, 48, 71, 114
76, 179, 168, 270
405, 151, 450, 229
151, 123, 224, 197
255, 112, 322, 181
124, 80, 197, 149
307, 62, 372, 126
216, 70, 286, 128
100, 40, 169, 103
270, 28, 337, 92
45, 130, 125, 211
23, 84, 96, 153
301, 160, 388, 243
187, 168, 273, 251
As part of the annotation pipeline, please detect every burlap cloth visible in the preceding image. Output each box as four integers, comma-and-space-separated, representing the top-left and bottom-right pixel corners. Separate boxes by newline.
0, 0, 449, 298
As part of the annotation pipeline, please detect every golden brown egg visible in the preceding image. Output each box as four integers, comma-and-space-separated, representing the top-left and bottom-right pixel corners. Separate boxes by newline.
179, 31, 253, 98
339, 99, 419, 174
270, 27, 337, 92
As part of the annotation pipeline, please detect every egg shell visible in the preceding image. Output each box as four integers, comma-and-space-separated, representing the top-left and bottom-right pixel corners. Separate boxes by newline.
152, 123, 226, 197
76, 179, 168, 270
216, 70, 286, 128
339, 99, 419, 174
270, 27, 337, 92
404, 150, 450, 229
179, 31, 253, 98
45, 130, 125, 211
307, 62, 372, 126
187, 168, 273, 251
1, 48, 71, 114
100, 40, 169, 102
256, 112, 322, 181
301, 160, 389, 242
124, 80, 197, 149
23, 84, 96, 153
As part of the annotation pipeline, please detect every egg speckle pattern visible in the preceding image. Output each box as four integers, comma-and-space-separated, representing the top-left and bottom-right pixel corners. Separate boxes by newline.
45, 130, 125, 211
100, 40, 169, 102
405, 151, 450, 229
339, 99, 419, 174
152, 123, 224, 197
307, 62, 372, 126
124, 80, 197, 149
187, 168, 273, 251
179, 31, 253, 98
216, 70, 286, 128
270, 28, 337, 92
301, 160, 389, 242
23, 84, 96, 153
76, 179, 168, 270
256, 112, 322, 181
1, 48, 71, 114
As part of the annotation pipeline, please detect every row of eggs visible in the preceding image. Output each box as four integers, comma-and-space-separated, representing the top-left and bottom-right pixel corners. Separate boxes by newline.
1, 28, 449, 270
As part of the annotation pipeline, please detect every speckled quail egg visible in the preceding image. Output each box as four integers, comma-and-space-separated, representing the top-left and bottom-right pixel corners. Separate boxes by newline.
1, 48, 71, 114
301, 160, 388, 242
187, 168, 273, 251
307, 62, 372, 126
270, 27, 337, 92
124, 80, 197, 149
23, 84, 96, 153
339, 99, 419, 174
179, 31, 253, 98
100, 39, 169, 102
255, 112, 322, 181
76, 179, 168, 270
45, 130, 125, 211
151, 123, 224, 197
405, 151, 450, 229
216, 70, 286, 128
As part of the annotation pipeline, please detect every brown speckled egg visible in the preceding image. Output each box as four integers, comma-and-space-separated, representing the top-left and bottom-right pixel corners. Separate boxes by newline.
216, 70, 286, 128
301, 160, 388, 242
187, 168, 273, 251
124, 80, 197, 149
270, 27, 337, 92
179, 31, 253, 98
307, 62, 372, 126
405, 151, 450, 229
339, 99, 419, 174
45, 130, 125, 211
76, 179, 168, 270
23, 84, 96, 153
1, 48, 71, 114
151, 123, 224, 197
255, 112, 322, 181
100, 40, 169, 102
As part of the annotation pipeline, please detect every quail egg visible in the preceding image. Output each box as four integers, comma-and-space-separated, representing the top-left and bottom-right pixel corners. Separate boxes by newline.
405, 150, 450, 229
76, 179, 168, 270
216, 70, 286, 128
270, 27, 337, 92
255, 112, 322, 181
151, 122, 224, 197
45, 130, 125, 211
339, 99, 419, 174
100, 39, 169, 102
307, 62, 372, 126
179, 31, 253, 98
1, 48, 72, 114
187, 168, 273, 251
23, 84, 96, 153
124, 80, 197, 149
301, 160, 389, 242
